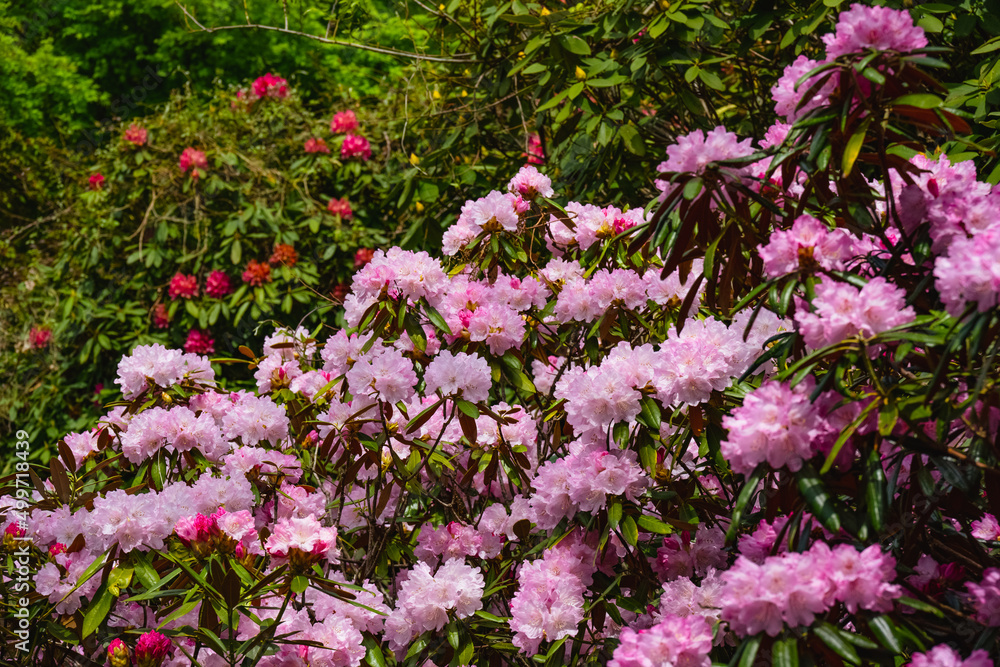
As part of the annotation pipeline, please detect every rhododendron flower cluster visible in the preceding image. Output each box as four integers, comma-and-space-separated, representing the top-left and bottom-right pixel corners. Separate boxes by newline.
204, 269, 231, 298
178, 147, 207, 175
609, 614, 714, 667
168, 272, 199, 299
328, 196, 353, 218
242, 258, 273, 285
384, 560, 484, 651
183, 328, 214, 354
341, 133, 372, 161
305, 137, 330, 153
122, 123, 147, 146
88, 173, 104, 190
794, 277, 915, 350
251, 72, 288, 99
28, 326, 52, 349
330, 110, 359, 134
720, 542, 901, 636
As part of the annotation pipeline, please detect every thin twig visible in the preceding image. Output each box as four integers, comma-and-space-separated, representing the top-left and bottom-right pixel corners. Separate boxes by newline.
172, 1, 477, 63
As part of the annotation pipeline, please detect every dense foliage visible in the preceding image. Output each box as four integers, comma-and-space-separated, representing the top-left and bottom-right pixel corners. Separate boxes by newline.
4, 5, 1000, 667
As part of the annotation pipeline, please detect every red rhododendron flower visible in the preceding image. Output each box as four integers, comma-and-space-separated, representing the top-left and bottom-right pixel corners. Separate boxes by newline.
168, 273, 199, 300
205, 270, 232, 298
252, 72, 288, 99
135, 630, 172, 667
327, 197, 353, 219
341, 133, 371, 161
331, 282, 350, 302
89, 174, 105, 190
183, 329, 215, 355
179, 147, 207, 176
152, 303, 170, 329
29, 327, 52, 349
354, 247, 375, 269
304, 137, 330, 154
269, 243, 298, 267
242, 259, 272, 286
330, 110, 358, 134
123, 124, 147, 146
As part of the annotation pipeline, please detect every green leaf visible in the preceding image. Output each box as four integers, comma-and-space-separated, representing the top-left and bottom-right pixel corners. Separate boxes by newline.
772, 636, 799, 667
726, 467, 765, 543
82, 584, 115, 638
619, 124, 645, 156
813, 623, 860, 665
637, 396, 662, 430
797, 463, 841, 532
892, 93, 944, 109
423, 305, 451, 334
560, 35, 591, 55
620, 515, 638, 546
158, 598, 199, 628
877, 401, 898, 436
636, 514, 673, 534
683, 177, 704, 200
867, 615, 902, 652
607, 501, 622, 529
842, 118, 871, 176
291, 575, 309, 594
737, 636, 761, 667
864, 446, 887, 532
231, 239, 242, 266
456, 399, 480, 419
511, 370, 537, 394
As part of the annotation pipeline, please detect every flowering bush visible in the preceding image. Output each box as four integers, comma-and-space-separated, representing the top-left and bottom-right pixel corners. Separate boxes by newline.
5, 4, 1000, 667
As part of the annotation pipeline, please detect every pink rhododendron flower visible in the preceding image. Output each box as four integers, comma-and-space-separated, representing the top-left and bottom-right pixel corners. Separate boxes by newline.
759, 214, 859, 277
771, 55, 836, 122
822, 4, 927, 59
265, 514, 339, 566
967, 568, 1000, 626
509, 540, 596, 654
330, 110, 359, 134
655, 126, 755, 201
168, 272, 199, 300
341, 133, 372, 161
183, 328, 215, 355
251, 72, 288, 99
934, 225, 1000, 316
89, 173, 104, 190
720, 378, 820, 475
908, 646, 992, 667
64, 429, 99, 466
794, 277, 915, 349
178, 147, 207, 175
423, 350, 492, 402
204, 270, 232, 298
609, 614, 713, 667
508, 164, 554, 199
328, 197, 353, 219
242, 259, 272, 286
123, 124, 147, 146
305, 137, 330, 153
